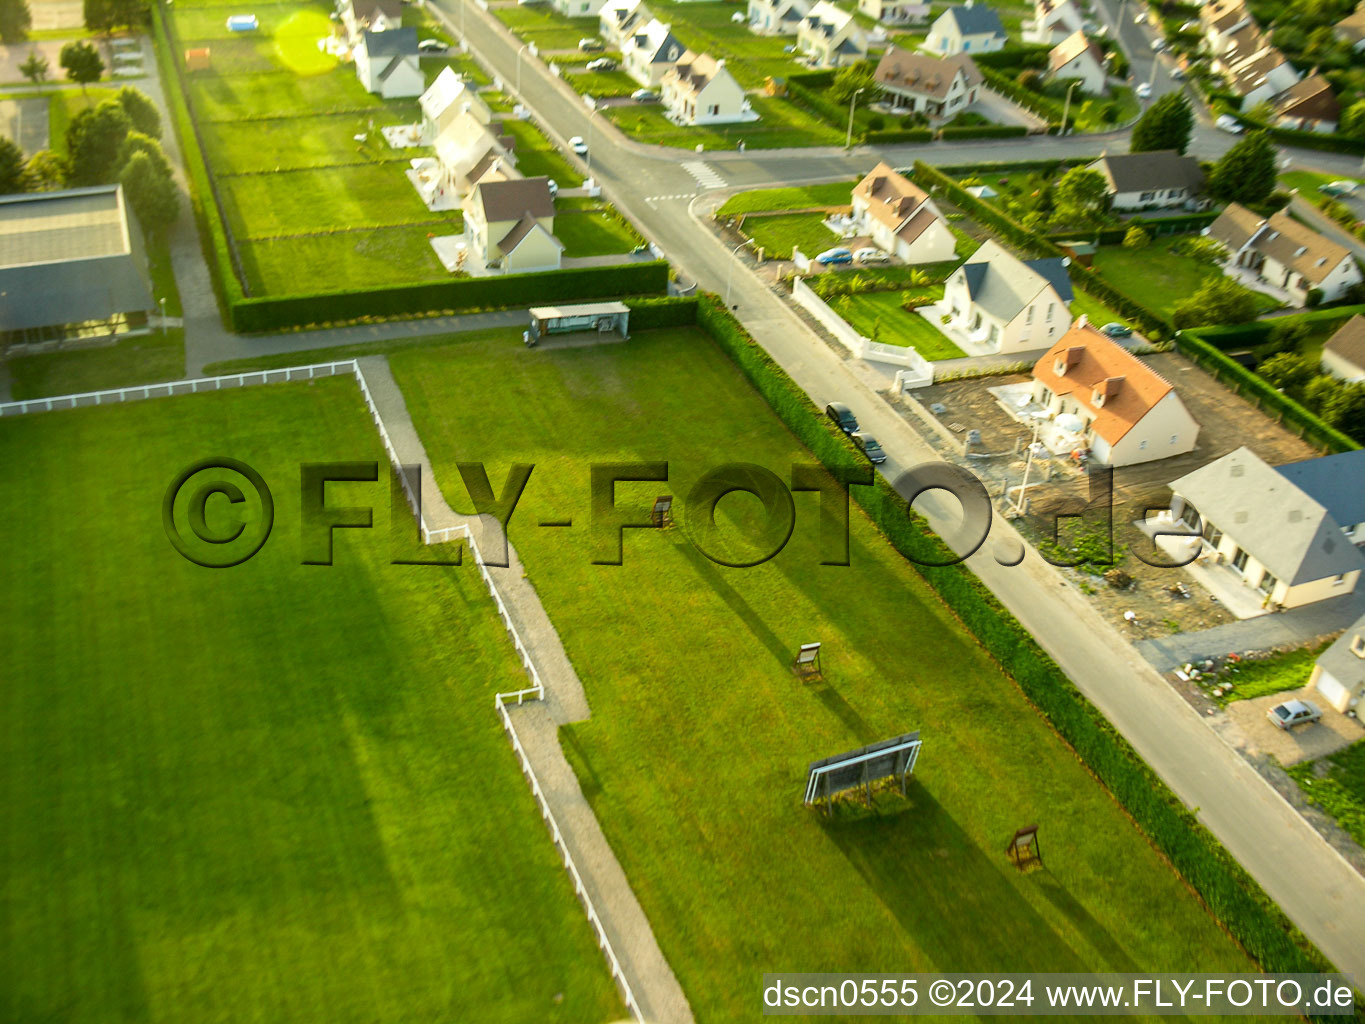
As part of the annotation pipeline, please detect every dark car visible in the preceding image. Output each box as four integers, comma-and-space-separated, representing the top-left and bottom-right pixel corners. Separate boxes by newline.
852, 432, 886, 464
826, 402, 859, 435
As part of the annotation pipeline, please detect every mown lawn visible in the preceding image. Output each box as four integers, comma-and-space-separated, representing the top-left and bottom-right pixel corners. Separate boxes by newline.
1071, 289, 1134, 333
1090, 238, 1281, 318
493, 3, 597, 50
561, 67, 639, 98
1291, 741, 1365, 847
835, 289, 967, 359
187, 67, 396, 121
643, 0, 801, 88
238, 226, 454, 294
740, 211, 839, 260
1218, 641, 1333, 706
0, 378, 623, 1024
203, 112, 413, 173
556, 210, 642, 257
501, 119, 586, 187
717, 180, 858, 217
605, 95, 843, 150
389, 328, 1264, 1023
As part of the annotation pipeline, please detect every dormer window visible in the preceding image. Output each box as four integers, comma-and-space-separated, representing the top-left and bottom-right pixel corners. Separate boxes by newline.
1316, 257, 1327, 267
1294, 245, 1307, 257
1353, 633, 1365, 658
1091, 390, 1105, 407
1054, 358, 1067, 376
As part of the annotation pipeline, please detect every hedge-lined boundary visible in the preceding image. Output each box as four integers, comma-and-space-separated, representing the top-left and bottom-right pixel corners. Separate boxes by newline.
1184, 304, 1365, 352
1047, 211, 1220, 245
939, 123, 1029, 140
653, 292, 1340, 994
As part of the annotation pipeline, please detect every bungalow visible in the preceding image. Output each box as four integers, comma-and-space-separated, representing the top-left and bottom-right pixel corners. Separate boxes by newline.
1307, 613, 1365, 712
873, 47, 982, 119
1031, 321, 1200, 466
796, 0, 868, 67
1047, 29, 1107, 94
340, 0, 401, 43
623, 18, 687, 86
1214, 32, 1299, 106
926, 2, 1007, 55
1272, 73, 1340, 133
354, 27, 423, 99
942, 239, 1074, 354
857, 0, 930, 25
463, 177, 563, 274
1334, 2, 1365, 50
749, 0, 812, 34
600, 0, 650, 47
1199, 0, 1252, 55
1322, 315, 1365, 382
1087, 150, 1204, 211
1206, 204, 1363, 306
850, 162, 958, 264
1023, 0, 1083, 44
433, 111, 518, 197
661, 52, 752, 124
553, 0, 607, 17
421, 67, 491, 141
1168, 447, 1365, 610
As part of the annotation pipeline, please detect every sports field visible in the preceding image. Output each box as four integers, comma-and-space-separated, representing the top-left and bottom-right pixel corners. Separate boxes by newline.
0, 379, 623, 1023
388, 328, 1265, 1020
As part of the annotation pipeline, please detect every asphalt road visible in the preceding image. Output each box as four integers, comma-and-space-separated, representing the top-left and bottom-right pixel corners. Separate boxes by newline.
433, 0, 1365, 985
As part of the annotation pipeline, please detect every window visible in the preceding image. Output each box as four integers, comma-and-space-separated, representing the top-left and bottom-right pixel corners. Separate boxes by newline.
1202, 520, 1223, 548
1046, 303, 1055, 321
1352, 633, 1365, 658
708, 104, 719, 115
1138, 439, 1147, 450
1333, 574, 1348, 587
1140, 191, 1155, 201
1170, 434, 1179, 445
1257, 570, 1277, 596
1026, 305, 1034, 324
1039, 387, 1053, 404
1345, 524, 1358, 539
1232, 548, 1249, 573
988, 324, 1000, 342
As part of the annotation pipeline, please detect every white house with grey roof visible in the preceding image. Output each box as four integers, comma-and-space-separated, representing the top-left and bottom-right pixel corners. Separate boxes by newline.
1023, 0, 1083, 43
600, 0, 651, 46
421, 66, 491, 140
1167, 447, 1365, 611
941, 239, 1074, 354
0, 185, 152, 336
748, 0, 812, 35
1322, 315, 1365, 383
622, 18, 687, 86
1086, 151, 1204, 211
354, 27, 423, 98
1308, 612, 1365, 712
797, 0, 868, 67
926, 1, 1007, 55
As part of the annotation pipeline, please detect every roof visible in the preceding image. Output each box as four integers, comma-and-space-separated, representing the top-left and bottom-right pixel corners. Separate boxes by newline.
1274, 450, 1365, 529
1048, 29, 1104, 72
1202, 0, 1249, 34
1031, 322, 1181, 445
435, 112, 506, 177
0, 185, 130, 267
1089, 150, 1204, 194
1254, 208, 1353, 285
954, 239, 1073, 322
1335, 4, 1365, 42
1315, 612, 1365, 688
378, 53, 414, 81
422, 66, 483, 124
361, 26, 417, 58
498, 212, 564, 256
1226, 42, 1292, 97
874, 46, 981, 99
1324, 315, 1365, 374
936, 2, 1005, 37
1206, 201, 1264, 252
531, 301, 631, 318
666, 50, 731, 98
1169, 447, 1365, 585
1274, 73, 1339, 123
806, 0, 855, 32
350, 0, 402, 23
853, 161, 936, 235
628, 18, 685, 62
474, 176, 555, 223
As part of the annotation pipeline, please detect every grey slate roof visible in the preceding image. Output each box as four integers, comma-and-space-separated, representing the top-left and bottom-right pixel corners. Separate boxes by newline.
943, 2, 1005, 35
956, 240, 1073, 321
1315, 612, 1365, 689
1027, 257, 1074, 302
1089, 150, 1204, 195
1273, 450, 1365, 529
1169, 446, 1365, 585
362, 26, 417, 57
475, 176, 555, 223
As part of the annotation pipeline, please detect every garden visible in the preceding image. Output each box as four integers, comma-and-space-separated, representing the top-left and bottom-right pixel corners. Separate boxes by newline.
1291, 741, 1365, 848
1090, 236, 1281, 320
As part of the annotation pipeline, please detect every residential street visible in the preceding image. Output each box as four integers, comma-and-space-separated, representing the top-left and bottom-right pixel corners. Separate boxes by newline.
429, 0, 1365, 985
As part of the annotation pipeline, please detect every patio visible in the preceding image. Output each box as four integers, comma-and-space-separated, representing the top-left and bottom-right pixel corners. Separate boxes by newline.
1136, 512, 1273, 620
987, 381, 1090, 455
1222, 263, 1296, 306
405, 158, 463, 212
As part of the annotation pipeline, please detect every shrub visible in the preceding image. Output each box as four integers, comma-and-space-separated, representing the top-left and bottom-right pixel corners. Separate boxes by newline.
1306, 287, 1323, 308
1122, 225, 1152, 249
1173, 276, 1258, 328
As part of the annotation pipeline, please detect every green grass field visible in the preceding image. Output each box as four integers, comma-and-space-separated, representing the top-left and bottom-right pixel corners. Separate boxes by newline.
835, 289, 967, 359
388, 327, 1264, 1021
740, 211, 840, 260
500, 119, 586, 187
717, 180, 858, 217
606, 95, 843, 149
1090, 238, 1281, 318
202, 112, 412, 173
556, 210, 643, 256
493, 4, 597, 50
238, 227, 453, 294
1290, 741, 1365, 847
1218, 641, 1333, 706
0, 379, 623, 1023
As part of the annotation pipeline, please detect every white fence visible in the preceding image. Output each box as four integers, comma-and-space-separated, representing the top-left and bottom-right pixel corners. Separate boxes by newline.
790, 278, 935, 386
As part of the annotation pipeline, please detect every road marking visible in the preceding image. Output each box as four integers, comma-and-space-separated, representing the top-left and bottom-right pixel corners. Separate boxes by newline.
681, 160, 726, 190
644, 193, 698, 204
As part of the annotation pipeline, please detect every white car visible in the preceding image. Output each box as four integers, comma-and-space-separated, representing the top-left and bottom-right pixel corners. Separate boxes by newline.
585, 56, 617, 71
853, 247, 890, 264
569, 135, 588, 155
1149, 37, 1165, 51
1267, 700, 1323, 731
1215, 113, 1244, 134
1134, 11, 1147, 23
417, 38, 447, 53
1136, 82, 1152, 99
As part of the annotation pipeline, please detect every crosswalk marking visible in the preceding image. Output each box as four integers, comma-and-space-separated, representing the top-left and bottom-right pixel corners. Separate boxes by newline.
681, 161, 726, 190
644, 193, 698, 204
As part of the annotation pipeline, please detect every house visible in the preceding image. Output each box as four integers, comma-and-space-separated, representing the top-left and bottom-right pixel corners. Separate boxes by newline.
1206, 204, 1363, 306
850, 162, 958, 264
421, 67, 491, 141
340, 0, 401, 43
1030, 321, 1200, 465
1272, 73, 1340, 134
1199, 0, 1251, 55
796, 1, 868, 67
432, 111, 518, 197
942, 239, 1074, 354
1023, 0, 1083, 44
622, 18, 687, 86
1087, 150, 1204, 211
926, 2, 1007, 55
463, 177, 564, 274
857, 0, 930, 25
1322, 315, 1365, 382
553, 0, 607, 17
661, 52, 752, 124
873, 47, 983, 119
354, 28, 423, 98
748, 0, 812, 34
1168, 448, 1365, 610
600, 0, 651, 46
1307, 613, 1365, 712
1047, 30, 1107, 94
1213, 31, 1299, 106
1334, 2, 1365, 50
0, 186, 152, 335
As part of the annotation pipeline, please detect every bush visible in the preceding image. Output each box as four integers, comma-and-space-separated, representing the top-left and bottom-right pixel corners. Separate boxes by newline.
1122, 225, 1151, 249
866, 128, 934, 144
867, 114, 885, 131
937, 124, 1028, 140
1173, 276, 1258, 329
1306, 287, 1323, 308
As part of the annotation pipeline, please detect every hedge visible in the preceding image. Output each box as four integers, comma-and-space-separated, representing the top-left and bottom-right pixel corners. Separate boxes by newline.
935, 157, 1095, 176
1182, 304, 1365, 352
1045, 211, 1220, 245
938, 123, 1029, 140
973, 45, 1052, 71
680, 292, 1339, 991
979, 67, 1065, 123
865, 128, 935, 144
229, 261, 671, 332
623, 294, 701, 329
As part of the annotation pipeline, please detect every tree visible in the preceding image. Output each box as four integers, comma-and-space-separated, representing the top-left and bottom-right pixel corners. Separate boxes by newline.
1122, 225, 1151, 249
1017, 69, 1042, 90
1324, 383, 1365, 438
830, 62, 876, 106
1257, 351, 1316, 394
115, 130, 170, 177
108, 0, 147, 29
1342, 100, 1365, 140
1265, 318, 1311, 356
0, 0, 30, 42
1301, 373, 1339, 412
1206, 130, 1277, 205
59, 40, 103, 93
18, 49, 46, 85
24, 149, 66, 190
64, 98, 130, 185
1172, 275, 1258, 328
83, 0, 114, 33
1130, 92, 1194, 153
115, 87, 160, 139
0, 135, 27, 193
1054, 166, 1109, 221
119, 149, 177, 233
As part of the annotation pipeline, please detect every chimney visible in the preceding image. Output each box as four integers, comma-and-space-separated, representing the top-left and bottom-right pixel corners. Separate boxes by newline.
1077, 313, 1088, 329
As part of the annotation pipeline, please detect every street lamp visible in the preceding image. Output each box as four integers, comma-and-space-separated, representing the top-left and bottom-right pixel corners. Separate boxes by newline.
726, 238, 756, 308
516, 42, 528, 96
1059, 79, 1079, 136
845, 86, 865, 150
585, 105, 599, 182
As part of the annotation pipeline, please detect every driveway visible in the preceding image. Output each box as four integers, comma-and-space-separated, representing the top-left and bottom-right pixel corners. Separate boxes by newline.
1221, 687, 1365, 767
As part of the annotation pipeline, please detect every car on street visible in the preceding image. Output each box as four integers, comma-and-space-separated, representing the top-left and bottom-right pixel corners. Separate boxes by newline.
853, 247, 890, 264
825, 402, 859, 435
852, 432, 887, 464
1149, 37, 1165, 50
631, 88, 659, 102
578, 37, 604, 51
815, 247, 853, 265
1101, 322, 1133, 338
1215, 113, 1244, 133
569, 135, 588, 155
1267, 700, 1323, 730
586, 56, 618, 71
417, 38, 447, 53
1136, 82, 1152, 99
1134, 12, 1147, 23
1319, 180, 1360, 197
1170, 66, 1186, 79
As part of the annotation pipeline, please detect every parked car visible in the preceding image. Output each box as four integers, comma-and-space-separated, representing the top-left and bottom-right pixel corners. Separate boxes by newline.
569, 135, 588, 155
578, 37, 604, 51
631, 88, 659, 102
783, 43, 797, 53
1267, 700, 1323, 730
1100, 322, 1133, 338
826, 402, 859, 434
586, 56, 618, 71
547, 178, 559, 198
417, 38, 447, 53
1170, 66, 1186, 79
1136, 82, 1152, 99
1133, 11, 1147, 23
730, 10, 746, 21
852, 432, 887, 464
1215, 113, 1244, 134
1149, 37, 1165, 51
1320, 180, 1360, 197
815, 247, 853, 265
853, 247, 890, 264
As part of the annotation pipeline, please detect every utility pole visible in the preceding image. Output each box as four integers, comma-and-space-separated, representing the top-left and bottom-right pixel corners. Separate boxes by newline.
845, 87, 865, 149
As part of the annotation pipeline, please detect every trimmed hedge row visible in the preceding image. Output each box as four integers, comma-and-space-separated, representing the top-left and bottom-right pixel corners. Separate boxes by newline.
681, 292, 1338, 987
1046, 211, 1220, 245
973, 45, 1052, 71
1183, 304, 1365, 352
979, 67, 1065, 123
939, 123, 1029, 140
866, 128, 935, 144
623, 294, 701, 329
229, 261, 672, 333
936, 157, 1095, 176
